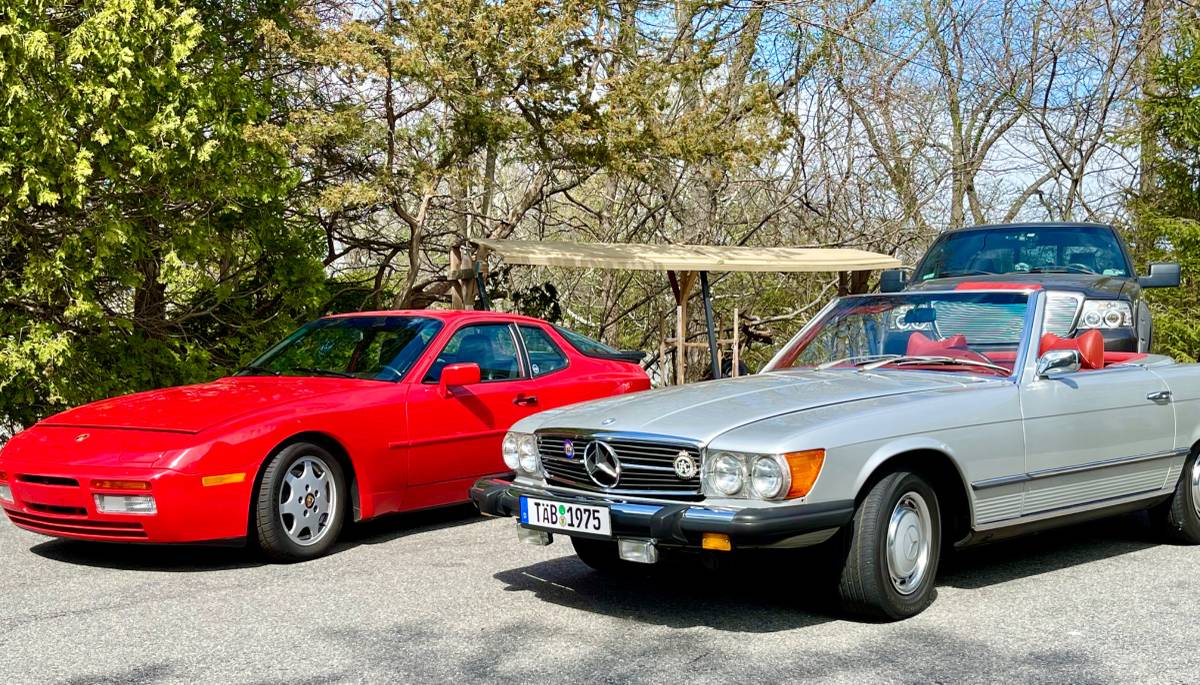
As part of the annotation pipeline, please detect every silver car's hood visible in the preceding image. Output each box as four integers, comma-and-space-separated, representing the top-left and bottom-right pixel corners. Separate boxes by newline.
519, 369, 989, 444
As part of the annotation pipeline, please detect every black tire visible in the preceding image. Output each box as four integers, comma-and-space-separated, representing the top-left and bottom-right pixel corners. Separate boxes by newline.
254, 442, 346, 562
836, 471, 942, 620
1153, 450, 1200, 544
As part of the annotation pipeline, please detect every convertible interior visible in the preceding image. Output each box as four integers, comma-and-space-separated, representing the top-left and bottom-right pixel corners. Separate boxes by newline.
894, 329, 1146, 373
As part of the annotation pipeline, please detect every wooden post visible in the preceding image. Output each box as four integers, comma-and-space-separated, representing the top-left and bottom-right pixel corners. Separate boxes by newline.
732, 307, 740, 377
675, 304, 686, 384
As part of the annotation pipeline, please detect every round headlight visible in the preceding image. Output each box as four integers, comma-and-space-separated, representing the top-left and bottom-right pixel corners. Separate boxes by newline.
502, 433, 520, 471
517, 434, 540, 474
1082, 311, 1103, 327
1103, 309, 1124, 327
750, 456, 786, 499
710, 453, 745, 496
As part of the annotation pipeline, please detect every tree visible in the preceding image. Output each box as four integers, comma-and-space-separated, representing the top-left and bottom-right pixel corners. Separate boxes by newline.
1131, 16, 1200, 362
0, 0, 327, 431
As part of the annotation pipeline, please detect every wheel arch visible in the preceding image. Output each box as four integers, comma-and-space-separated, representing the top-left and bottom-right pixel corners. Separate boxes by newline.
853, 439, 974, 546
249, 431, 363, 526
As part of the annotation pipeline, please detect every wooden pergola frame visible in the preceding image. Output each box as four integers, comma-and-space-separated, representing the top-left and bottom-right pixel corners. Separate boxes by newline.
453, 239, 903, 382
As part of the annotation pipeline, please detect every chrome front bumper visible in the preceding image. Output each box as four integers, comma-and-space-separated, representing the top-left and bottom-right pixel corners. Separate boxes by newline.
470, 477, 855, 550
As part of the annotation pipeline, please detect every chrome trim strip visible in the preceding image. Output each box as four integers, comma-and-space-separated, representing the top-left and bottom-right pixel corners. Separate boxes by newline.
535, 429, 703, 448
972, 487, 1171, 532
682, 507, 737, 523
971, 448, 1189, 491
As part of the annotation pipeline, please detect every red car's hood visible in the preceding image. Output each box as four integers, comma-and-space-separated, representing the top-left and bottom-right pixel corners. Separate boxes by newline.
40, 377, 367, 434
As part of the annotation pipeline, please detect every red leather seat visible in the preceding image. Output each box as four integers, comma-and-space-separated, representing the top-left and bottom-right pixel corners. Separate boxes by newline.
1039, 330, 1104, 370
907, 332, 968, 356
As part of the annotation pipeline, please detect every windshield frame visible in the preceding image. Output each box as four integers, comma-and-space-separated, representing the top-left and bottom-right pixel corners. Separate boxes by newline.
240, 314, 444, 383
912, 225, 1135, 281
763, 289, 1043, 382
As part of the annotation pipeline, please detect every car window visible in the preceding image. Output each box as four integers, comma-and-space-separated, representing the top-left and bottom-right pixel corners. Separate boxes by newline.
423, 324, 523, 383
553, 325, 620, 356
519, 325, 569, 376
243, 316, 443, 381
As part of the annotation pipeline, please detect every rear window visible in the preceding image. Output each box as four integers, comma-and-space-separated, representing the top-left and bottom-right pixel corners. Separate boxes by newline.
553, 325, 622, 357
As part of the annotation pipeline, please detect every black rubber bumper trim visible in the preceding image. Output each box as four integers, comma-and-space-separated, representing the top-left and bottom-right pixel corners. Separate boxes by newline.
470, 477, 856, 548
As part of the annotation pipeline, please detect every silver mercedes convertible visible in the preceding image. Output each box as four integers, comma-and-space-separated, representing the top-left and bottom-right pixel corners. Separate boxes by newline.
471, 289, 1200, 619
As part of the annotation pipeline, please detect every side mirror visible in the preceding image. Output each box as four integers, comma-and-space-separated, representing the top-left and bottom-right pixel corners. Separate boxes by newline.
1036, 349, 1081, 378
879, 269, 908, 293
439, 362, 481, 397
1137, 262, 1181, 288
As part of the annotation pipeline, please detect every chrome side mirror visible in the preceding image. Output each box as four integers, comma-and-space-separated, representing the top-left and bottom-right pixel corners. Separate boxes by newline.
1036, 349, 1081, 378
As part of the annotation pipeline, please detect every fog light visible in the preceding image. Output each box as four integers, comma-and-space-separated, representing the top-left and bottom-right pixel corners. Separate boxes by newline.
0, 483, 12, 504
701, 532, 732, 551
94, 494, 157, 515
516, 526, 553, 546
617, 538, 658, 564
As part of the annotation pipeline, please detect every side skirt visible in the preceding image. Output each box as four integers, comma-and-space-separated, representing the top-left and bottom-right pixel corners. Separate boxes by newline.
956, 492, 1170, 548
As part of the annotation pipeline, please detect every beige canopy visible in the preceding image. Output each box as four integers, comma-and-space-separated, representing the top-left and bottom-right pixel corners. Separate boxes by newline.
457, 237, 903, 383
471, 238, 902, 272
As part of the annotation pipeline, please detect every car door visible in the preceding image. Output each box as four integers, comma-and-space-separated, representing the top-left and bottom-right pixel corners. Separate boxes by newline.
515, 324, 579, 408
404, 322, 542, 504
1019, 365, 1175, 516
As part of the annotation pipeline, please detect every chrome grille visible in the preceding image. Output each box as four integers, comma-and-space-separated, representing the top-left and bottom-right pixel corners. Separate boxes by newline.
537, 433, 702, 499
1043, 291, 1084, 336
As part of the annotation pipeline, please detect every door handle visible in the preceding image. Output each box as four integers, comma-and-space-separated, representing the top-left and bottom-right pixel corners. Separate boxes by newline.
514, 394, 539, 406
1147, 390, 1172, 402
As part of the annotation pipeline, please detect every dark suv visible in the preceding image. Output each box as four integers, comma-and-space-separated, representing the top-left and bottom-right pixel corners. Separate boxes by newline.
881, 222, 1180, 352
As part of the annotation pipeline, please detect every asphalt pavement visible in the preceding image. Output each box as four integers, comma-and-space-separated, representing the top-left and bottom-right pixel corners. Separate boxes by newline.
1, 506, 1197, 684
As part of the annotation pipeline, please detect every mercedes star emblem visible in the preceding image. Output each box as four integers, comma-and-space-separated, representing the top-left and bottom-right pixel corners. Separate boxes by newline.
583, 440, 621, 488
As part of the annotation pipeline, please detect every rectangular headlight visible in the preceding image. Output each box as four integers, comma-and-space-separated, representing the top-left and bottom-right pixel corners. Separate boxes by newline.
94, 494, 157, 515
0, 483, 12, 504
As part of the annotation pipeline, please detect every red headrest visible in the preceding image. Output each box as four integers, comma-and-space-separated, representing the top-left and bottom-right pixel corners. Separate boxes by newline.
1039, 330, 1104, 370
954, 282, 1042, 291
907, 332, 968, 356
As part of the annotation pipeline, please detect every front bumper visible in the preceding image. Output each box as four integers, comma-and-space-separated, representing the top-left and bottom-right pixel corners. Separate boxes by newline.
1081, 326, 1137, 352
0, 463, 250, 544
470, 477, 855, 549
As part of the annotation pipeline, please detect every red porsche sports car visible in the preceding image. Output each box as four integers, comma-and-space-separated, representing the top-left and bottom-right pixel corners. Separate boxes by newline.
0, 311, 649, 560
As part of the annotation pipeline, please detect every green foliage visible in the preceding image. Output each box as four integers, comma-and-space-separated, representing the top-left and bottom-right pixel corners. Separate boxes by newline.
1131, 20, 1200, 362
0, 0, 327, 429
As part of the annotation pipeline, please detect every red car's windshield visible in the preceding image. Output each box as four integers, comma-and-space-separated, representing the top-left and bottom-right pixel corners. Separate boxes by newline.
767, 292, 1031, 377
241, 316, 444, 381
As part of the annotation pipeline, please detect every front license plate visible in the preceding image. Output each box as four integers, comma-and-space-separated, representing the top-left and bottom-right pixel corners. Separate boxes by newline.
519, 497, 611, 537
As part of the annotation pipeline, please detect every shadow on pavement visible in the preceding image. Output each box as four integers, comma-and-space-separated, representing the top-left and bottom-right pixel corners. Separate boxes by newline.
494, 548, 843, 632
938, 510, 1160, 589
27, 502, 487, 571
495, 511, 1165, 629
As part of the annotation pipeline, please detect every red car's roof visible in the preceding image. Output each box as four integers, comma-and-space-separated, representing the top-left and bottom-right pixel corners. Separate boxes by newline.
323, 309, 549, 325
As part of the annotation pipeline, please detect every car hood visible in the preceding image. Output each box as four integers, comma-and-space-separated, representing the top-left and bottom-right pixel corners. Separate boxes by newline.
39, 376, 367, 434
908, 272, 1129, 299
519, 369, 985, 444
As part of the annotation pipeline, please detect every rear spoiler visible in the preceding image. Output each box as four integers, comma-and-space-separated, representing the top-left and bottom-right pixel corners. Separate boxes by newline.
592, 350, 646, 364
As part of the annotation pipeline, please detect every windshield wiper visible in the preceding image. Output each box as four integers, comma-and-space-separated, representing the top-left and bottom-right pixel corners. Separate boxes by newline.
934, 269, 995, 277
859, 355, 1010, 374
237, 365, 281, 376
287, 366, 356, 379
816, 354, 899, 370
1026, 265, 1097, 275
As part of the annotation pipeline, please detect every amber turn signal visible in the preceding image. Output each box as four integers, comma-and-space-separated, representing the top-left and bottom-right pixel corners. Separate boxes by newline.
90, 479, 151, 491
201, 473, 246, 487
701, 532, 732, 551
783, 449, 825, 498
